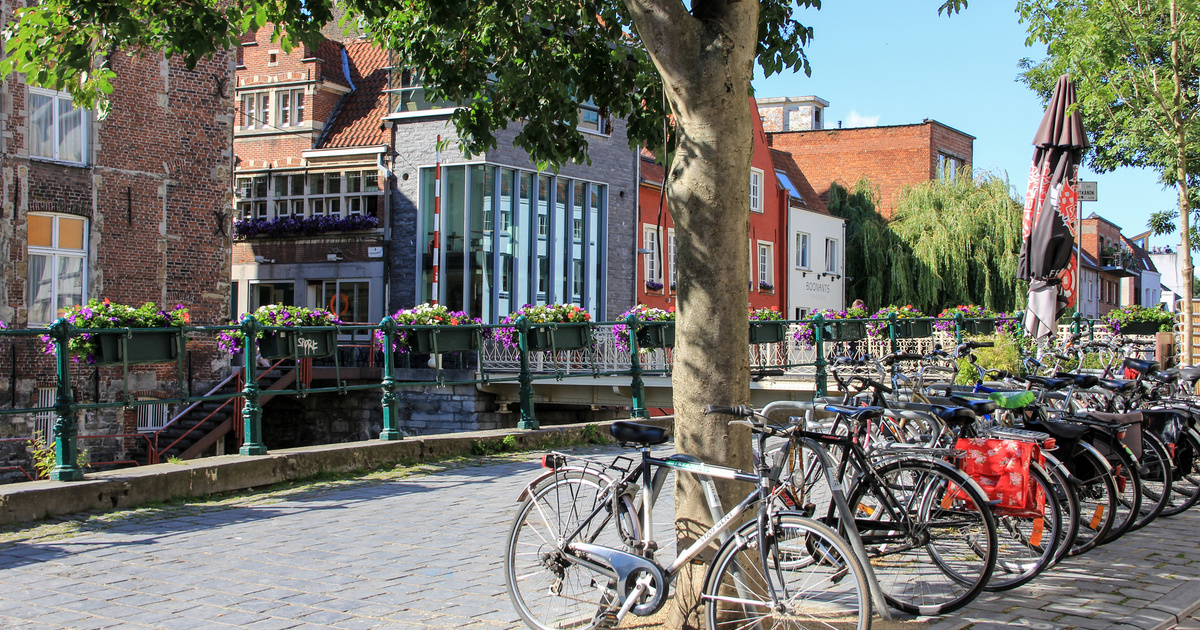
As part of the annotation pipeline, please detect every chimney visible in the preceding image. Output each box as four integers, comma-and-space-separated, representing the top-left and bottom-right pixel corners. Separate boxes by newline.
837, 121, 843, 128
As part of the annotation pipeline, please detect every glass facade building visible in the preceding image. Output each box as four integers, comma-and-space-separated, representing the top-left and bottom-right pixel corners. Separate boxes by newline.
418, 164, 607, 322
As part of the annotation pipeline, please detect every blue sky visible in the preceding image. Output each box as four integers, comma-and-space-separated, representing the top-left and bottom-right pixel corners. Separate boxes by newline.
752, 0, 1180, 247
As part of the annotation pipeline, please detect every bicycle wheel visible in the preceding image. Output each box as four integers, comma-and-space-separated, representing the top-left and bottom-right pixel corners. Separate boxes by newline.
846, 458, 997, 616
1161, 427, 1200, 517
985, 464, 1062, 591
1129, 431, 1172, 531
704, 513, 872, 630
1065, 442, 1117, 557
505, 470, 639, 630
1040, 453, 1079, 567
1094, 434, 1143, 546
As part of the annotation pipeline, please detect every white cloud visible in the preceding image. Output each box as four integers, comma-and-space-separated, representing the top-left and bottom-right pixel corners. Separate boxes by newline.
845, 110, 881, 128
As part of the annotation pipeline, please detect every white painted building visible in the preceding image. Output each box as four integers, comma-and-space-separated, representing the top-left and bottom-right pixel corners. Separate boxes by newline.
772, 150, 846, 318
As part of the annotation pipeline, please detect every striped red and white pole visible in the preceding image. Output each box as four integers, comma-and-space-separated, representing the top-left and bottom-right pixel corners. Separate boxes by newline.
431, 135, 441, 305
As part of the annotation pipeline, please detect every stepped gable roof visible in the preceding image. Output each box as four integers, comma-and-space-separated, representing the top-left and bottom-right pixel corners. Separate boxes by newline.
320, 41, 390, 149
239, 30, 259, 45
769, 149, 828, 215
640, 148, 664, 187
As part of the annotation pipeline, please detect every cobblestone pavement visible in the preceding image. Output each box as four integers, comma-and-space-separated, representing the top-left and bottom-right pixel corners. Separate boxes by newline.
0, 443, 1197, 629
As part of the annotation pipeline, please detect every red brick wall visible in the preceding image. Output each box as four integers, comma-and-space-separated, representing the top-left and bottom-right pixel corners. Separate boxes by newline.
0, 11, 235, 473
767, 121, 974, 218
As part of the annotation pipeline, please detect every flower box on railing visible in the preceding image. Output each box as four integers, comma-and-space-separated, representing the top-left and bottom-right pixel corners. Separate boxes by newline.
636, 321, 675, 349
526, 323, 591, 351
960, 319, 997, 335
892, 320, 934, 339
825, 320, 867, 342
409, 327, 479, 353
1119, 321, 1166, 335
92, 329, 185, 366
749, 321, 788, 344
258, 329, 337, 360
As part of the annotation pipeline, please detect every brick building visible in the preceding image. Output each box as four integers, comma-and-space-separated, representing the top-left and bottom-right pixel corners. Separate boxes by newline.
234, 29, 638, 325
760, 96, 974, 218
0, 1, 236, 481
1079, 214, 1160, 316
636, 100, 844, 317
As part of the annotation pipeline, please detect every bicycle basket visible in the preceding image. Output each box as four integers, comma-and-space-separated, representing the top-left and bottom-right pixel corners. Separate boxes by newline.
953, 437, 1046, 518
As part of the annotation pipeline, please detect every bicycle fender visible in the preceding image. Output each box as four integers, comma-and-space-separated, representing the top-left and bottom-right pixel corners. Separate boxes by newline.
516, 466, 618, 502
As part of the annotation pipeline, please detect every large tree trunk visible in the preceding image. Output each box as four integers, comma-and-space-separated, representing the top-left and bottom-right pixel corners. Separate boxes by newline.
1177, 145, 1193, 364
624, 1, 758, 627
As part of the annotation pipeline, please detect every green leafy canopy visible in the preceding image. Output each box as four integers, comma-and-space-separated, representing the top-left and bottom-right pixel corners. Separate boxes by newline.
2, 0, 968, 163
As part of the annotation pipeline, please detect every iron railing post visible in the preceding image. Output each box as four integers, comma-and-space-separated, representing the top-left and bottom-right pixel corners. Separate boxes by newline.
238, 316, 267, 455
1072, 311, 1082, 339
516, 316, 538, 429
627, 313, 647, 419
888, 312, 899, 355
954, 312, 964, 345
813, 313, 828, 398
379, 317, 402, 440
49, 317, 83, 481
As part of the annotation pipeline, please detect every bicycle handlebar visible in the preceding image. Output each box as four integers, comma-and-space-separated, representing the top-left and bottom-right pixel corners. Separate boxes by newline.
882, 353, 926, 366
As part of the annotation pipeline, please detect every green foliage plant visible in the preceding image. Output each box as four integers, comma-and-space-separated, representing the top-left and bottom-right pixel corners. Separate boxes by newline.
218, 305, 342, 354
27, 432, 89, 479
39, 299, 188, 363
1104, 305, 1175, 334
954, 334, 1024, 385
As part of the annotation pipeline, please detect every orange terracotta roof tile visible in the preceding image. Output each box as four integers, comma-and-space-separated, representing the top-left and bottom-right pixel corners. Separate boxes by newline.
319, 41, 390, 149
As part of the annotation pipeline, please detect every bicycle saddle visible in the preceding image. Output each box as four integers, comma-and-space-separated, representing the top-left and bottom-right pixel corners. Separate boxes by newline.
928, 405, 976, 425
923, 396, 998, 417
1056, 372, 1099, 389
1151, 370, 1180, 384
1095, 378, 1136, 393
1123, 357, 1160, 375
1156, 366, 1200, 384
1025, 418, 1089, 441
1079, 410, 1143, 427
610, 421, 670, 445
1025, 375, 1074, 391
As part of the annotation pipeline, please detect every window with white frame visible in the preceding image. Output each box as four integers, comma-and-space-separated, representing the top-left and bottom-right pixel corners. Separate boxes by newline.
578, 103, 610, 135
28, 213, 87, 325
758, 242, 773, 289
937, 154, 962, 181
825, 238, 838, 273
235, 169, 382, 222
277, 89, 306, 127
242, 92, 270, 129
643, 226, 661, 287
29, 88, 89, 164
796, 232, 811, 269
668, 229, 677, 290
750, 169, 764, 213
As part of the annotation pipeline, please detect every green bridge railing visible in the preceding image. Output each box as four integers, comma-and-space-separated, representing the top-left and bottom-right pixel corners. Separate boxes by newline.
0, 310, 1110, 482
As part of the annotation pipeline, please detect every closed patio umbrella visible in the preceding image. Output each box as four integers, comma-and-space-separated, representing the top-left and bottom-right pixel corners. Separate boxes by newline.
1019, 74, 1088, 340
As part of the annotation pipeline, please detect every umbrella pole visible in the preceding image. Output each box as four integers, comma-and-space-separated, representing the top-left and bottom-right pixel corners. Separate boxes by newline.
1076, 201, 1082, 320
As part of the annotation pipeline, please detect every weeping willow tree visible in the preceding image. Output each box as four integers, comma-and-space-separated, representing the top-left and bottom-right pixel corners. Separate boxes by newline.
827, 179, 891, 308
890, 169, 1027, 313
828, 171, 1027, 313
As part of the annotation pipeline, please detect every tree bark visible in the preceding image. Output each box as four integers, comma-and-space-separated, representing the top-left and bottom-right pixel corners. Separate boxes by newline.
624, 1, 759, 627
1171, 0, 1194, 365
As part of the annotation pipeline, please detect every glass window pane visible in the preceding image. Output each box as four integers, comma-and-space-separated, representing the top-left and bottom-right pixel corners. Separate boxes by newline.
58, 98, 84, 163
311, 173, 325, 195
254, 176, 268, 198
29, 93, 54, 159
291, 174, 305, 196
556, 178, 569, 302
327, 198, 341, 217
327, 172, 341, 194
58, 217, 85, 250
444, 166, 466, 311
346, 171, 362, 193
517, 172, 532, 308
57, 255, 84, 315
274, 175, 288, 198
28, 254, 53, 324
420, 167, 436, 304
364, 171, 379, 192
28, 214, 53, 247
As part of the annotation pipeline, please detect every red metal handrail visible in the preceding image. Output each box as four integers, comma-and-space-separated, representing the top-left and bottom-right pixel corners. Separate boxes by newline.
154, 357, 290, 462
0, 466, 34, 481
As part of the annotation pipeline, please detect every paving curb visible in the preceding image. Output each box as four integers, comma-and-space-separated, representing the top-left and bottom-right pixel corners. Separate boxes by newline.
0, 416, 673, 527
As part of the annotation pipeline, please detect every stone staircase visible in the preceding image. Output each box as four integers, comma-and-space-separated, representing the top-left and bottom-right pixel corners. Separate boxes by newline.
142, 363, 298, 462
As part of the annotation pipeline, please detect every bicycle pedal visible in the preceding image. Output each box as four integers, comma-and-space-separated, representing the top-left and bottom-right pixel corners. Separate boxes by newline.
594, 611, 619, 628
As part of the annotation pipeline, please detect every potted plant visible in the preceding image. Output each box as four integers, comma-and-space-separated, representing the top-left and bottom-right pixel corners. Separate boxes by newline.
42, 299, 188, 365
749, 306, 787, 343
218, 305, 342, 359
614, 304, 675, 351
376, 303, 482, 353
1104, 305, 1174, 335
645, 279, 664, 293
499, 304, 592, 351
758, 281, 774, 293
793, 306, 869, 348
936, 304, 999, 335
867, 305, 930, 339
